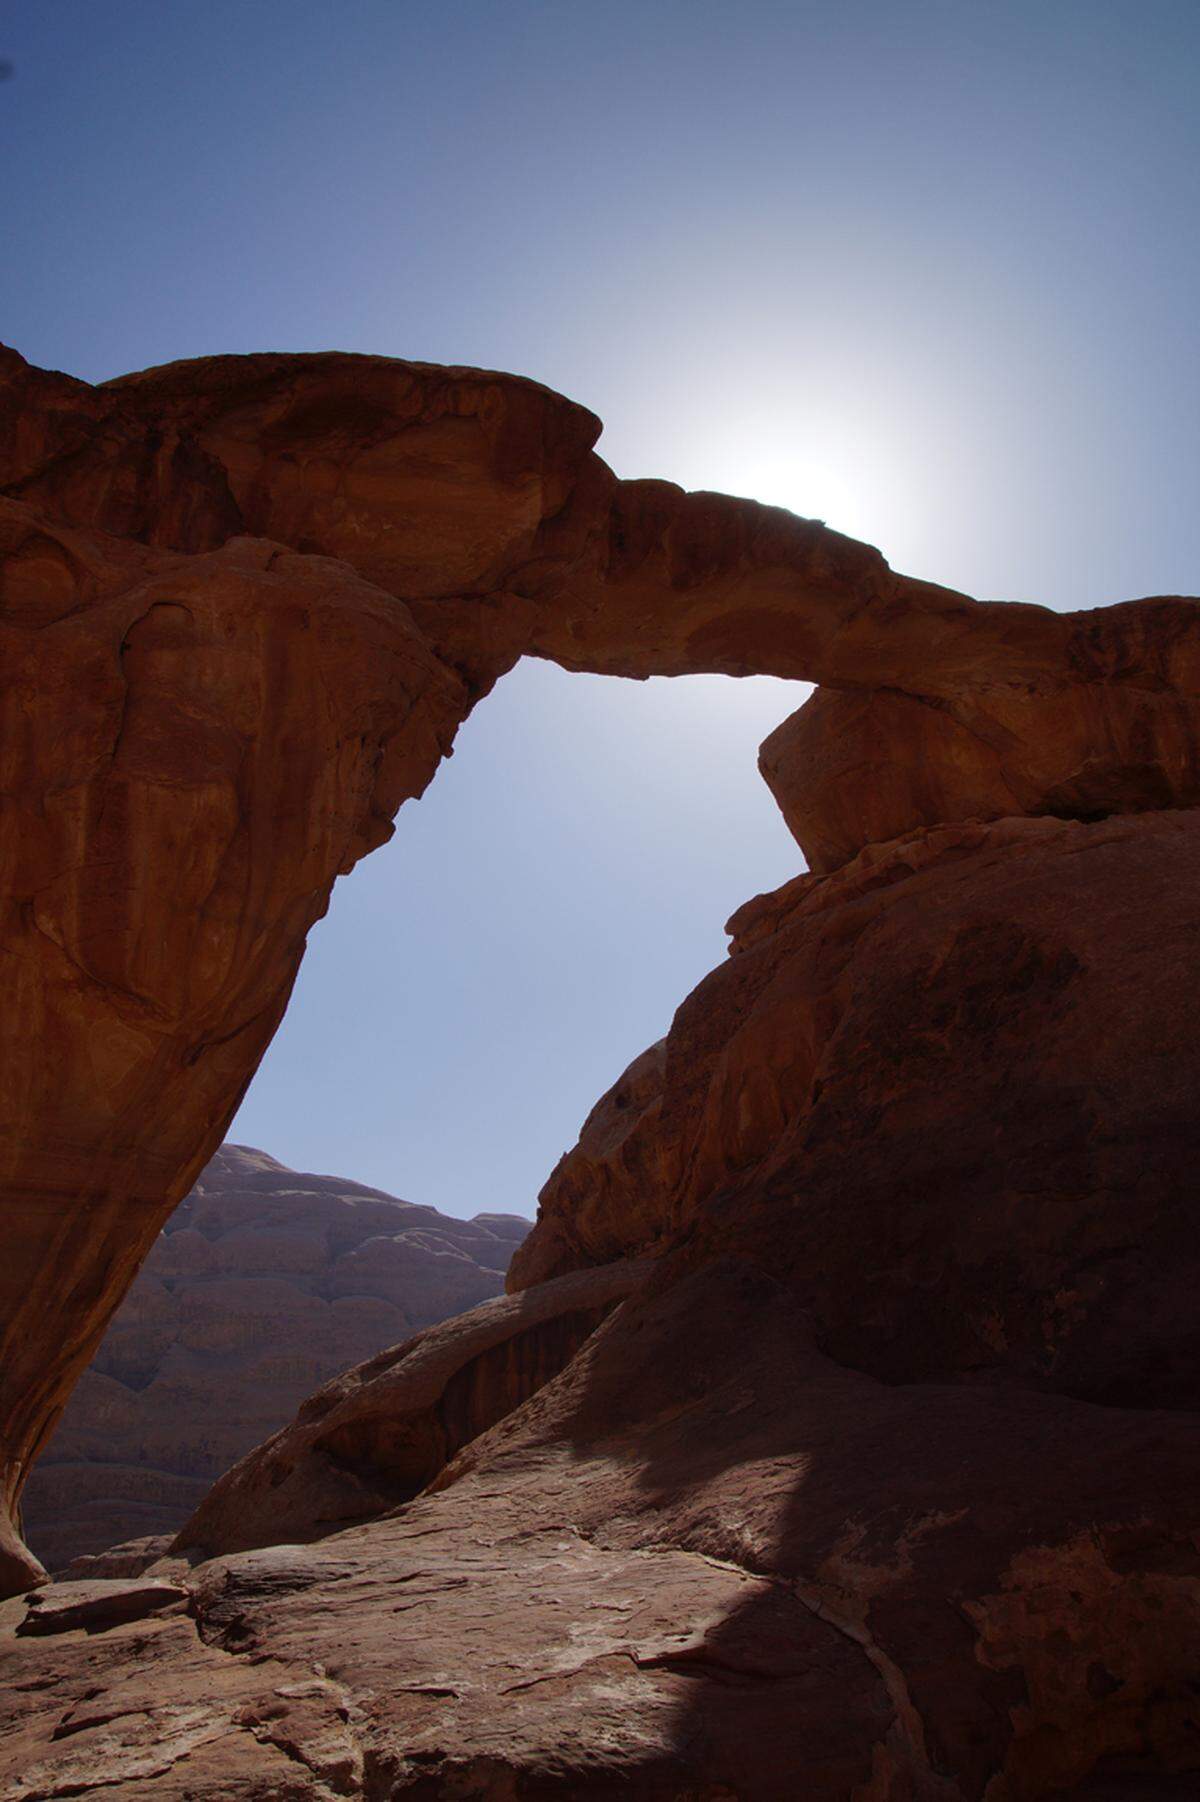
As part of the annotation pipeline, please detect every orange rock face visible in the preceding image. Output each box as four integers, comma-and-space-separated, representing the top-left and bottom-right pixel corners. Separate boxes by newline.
0, 491, 466, 1591
761, 607, 1200, 872
2, 341, 1200, 1796
514, 809, 1200, 1408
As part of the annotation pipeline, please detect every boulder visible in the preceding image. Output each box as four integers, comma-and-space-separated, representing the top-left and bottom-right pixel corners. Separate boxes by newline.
16, 1576, 185, 1637
59, 1535, 176, 1582
761, 613, 1200, 872
515, 809, 1200, 1419
175, 1257, 652, 1558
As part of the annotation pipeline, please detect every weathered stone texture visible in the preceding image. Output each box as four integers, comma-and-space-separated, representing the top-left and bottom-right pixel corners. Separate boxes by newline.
1, 343, 1199, 1797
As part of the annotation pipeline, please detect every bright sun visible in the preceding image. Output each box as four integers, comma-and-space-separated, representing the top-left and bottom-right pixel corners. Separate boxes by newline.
732, 448, 869, 540
672, 392, 931, 560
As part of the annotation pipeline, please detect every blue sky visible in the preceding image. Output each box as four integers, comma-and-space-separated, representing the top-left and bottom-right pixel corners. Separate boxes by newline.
3, 1, 1197, 1214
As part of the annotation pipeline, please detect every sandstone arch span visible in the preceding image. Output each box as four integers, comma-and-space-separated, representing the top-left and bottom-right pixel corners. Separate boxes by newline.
0, 343, 1198, 1593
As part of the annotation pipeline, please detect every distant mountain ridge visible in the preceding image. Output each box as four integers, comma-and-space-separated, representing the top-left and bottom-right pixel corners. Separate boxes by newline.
21, 1145, 529, 1569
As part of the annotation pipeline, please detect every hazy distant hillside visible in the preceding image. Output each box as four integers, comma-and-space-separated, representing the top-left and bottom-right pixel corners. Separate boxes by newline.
22, 1145, 529, 1569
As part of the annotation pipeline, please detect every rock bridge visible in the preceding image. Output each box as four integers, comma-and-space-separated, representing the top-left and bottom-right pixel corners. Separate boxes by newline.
1, 341, 1198, 1609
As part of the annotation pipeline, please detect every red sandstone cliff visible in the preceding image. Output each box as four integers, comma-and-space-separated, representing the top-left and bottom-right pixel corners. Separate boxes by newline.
1, 346, 1199, 1798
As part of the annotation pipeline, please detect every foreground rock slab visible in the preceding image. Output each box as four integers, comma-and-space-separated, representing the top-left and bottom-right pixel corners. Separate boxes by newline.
15, 1576, 186, 1637
3, 1263, 1197, 1798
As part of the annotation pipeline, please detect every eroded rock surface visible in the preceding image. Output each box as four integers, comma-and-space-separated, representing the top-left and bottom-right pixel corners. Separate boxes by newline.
5, 809, 1199, 1796
20, 1144, 528, 1571
175, 1256, 651, 1559
513, 807, 1200, 1403
15, 1576, 186, 1637
2, 343, 1200, 1589
1, 341, 1200, 1795
759, 600, 1200, 873
3, 1260, 1198, 1797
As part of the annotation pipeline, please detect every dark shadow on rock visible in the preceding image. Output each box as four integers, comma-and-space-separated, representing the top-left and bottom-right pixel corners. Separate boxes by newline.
459, 1251, 1200, 1797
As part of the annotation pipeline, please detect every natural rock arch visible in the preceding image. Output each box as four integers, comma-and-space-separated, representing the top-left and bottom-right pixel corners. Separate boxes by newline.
0, 343, 1198, 1593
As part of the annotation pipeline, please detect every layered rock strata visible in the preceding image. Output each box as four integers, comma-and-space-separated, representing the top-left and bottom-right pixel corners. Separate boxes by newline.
20, 1144, 527, 1570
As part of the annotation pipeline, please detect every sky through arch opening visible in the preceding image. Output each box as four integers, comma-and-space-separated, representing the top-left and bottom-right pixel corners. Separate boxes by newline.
232, 661, 810, 1219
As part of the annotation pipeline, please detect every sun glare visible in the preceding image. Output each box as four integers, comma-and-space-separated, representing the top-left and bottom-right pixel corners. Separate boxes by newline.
674, 400, 925, 556
734, 450, 869, 540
